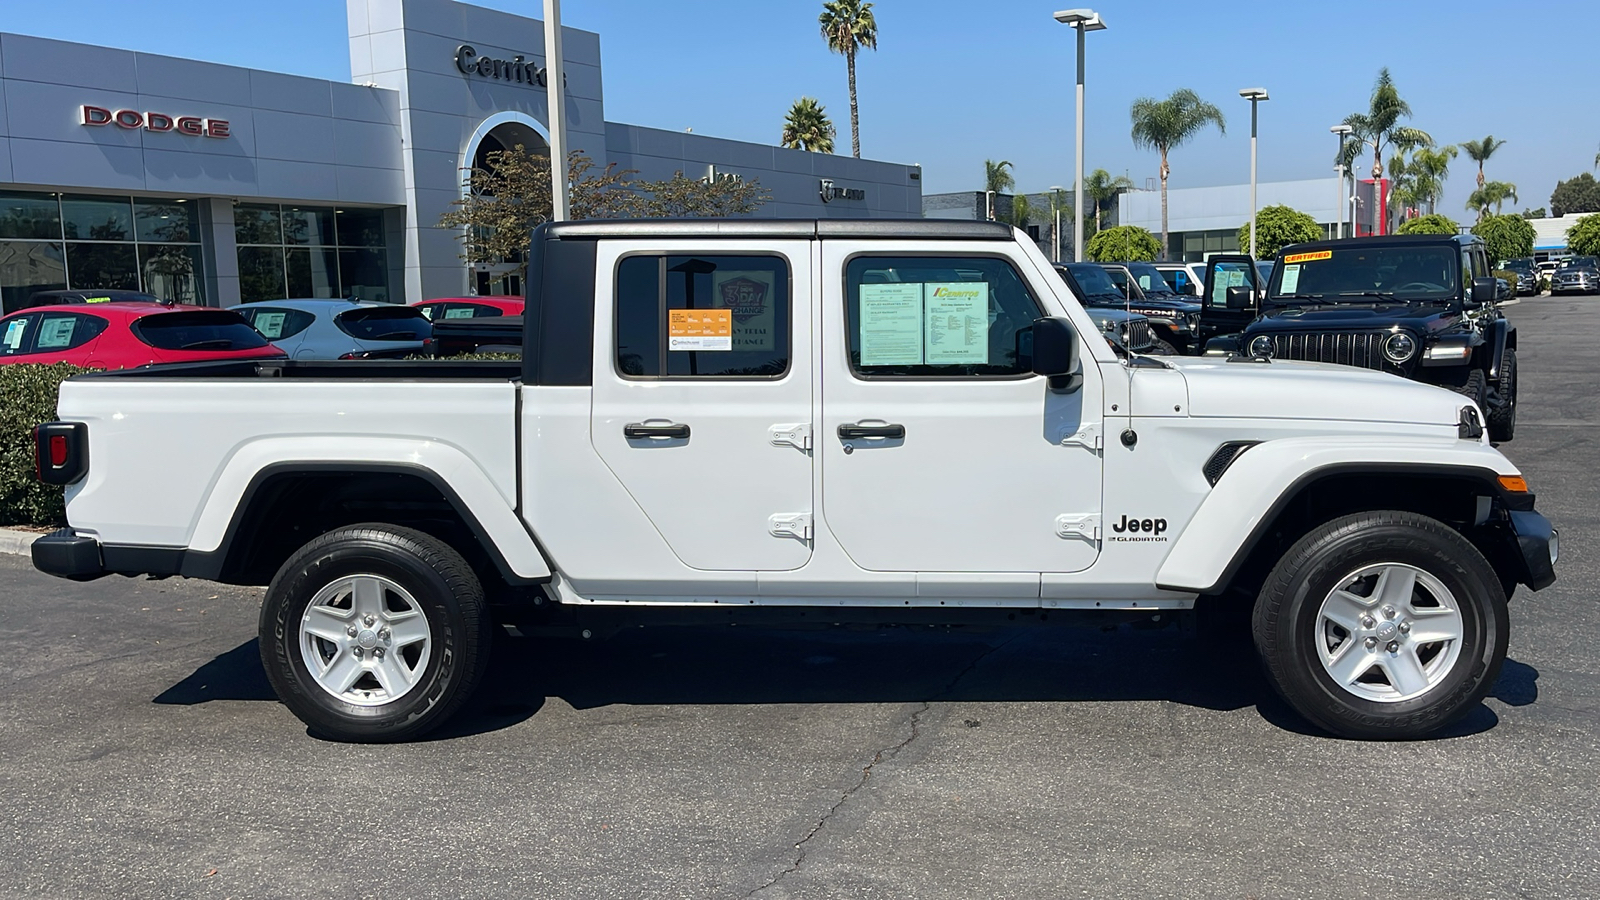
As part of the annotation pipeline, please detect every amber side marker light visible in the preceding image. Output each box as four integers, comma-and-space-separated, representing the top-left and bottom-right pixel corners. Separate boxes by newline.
1498, 475, 1529, 493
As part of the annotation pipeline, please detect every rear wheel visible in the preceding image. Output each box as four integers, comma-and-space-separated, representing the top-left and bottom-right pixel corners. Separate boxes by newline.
1252, 511, 1508, 739
259, 524, 492, 742
1488, 348, 1517, 442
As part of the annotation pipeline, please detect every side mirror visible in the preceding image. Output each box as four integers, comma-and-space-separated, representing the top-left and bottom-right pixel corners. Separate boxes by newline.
1031, 316, 1081, 392
1470, 276, 1496, 305
1225, 285, 1254, 310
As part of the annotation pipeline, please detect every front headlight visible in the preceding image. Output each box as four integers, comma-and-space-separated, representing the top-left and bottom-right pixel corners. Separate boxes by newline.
1383, 332, 1417, 363
1248, 334, 1274, 358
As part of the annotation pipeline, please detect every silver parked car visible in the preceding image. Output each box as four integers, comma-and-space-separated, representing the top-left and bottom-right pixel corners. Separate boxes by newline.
1551, 257, 1599, 295
234, 299, 434, 359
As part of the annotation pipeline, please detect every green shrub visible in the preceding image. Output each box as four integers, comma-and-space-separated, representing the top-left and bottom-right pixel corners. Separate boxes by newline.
1568, 214, 1600, 257
1237, 205, 1323, 259
1472, 214, 1536, 264
1492, 269, 1519, 299
0, 363, 88, 527
1085, 225, 1161, 262
1397, 213, 1460, 235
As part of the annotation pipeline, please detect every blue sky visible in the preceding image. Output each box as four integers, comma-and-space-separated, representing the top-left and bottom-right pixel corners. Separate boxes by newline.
7, 0, 1597, 216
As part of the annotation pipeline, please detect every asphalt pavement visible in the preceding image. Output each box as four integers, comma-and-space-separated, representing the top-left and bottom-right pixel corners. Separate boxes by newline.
1, 297, 1597, 899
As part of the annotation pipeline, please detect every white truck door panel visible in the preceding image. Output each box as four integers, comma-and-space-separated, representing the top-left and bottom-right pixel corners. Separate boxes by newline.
590, 241, 813, 572
819, 242, 1105, 576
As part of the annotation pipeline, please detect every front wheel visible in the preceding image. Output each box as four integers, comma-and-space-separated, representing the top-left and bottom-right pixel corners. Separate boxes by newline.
1252, 511, 1508, 739
1488, 348, 1517, 442
259, 524, 492, 742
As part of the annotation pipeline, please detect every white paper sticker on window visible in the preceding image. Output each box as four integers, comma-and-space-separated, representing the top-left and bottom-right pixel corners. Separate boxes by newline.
255, 312, 287, 340
3, 319, 28, 352
859, 283, 923, 366
924, 283, 989, 365
1279, 264, 1302, 294
712, 270, 776, 351
36, 317, 77, 349
444, 307, 476, 319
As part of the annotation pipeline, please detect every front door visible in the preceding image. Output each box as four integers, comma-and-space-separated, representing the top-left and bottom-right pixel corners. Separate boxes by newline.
1199, 255, 1262, 343
589, 240, 813, 572
818, 243, 1104, 584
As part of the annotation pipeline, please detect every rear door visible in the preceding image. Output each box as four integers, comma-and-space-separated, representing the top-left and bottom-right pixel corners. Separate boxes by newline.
589, 240, 814, 572
1199, 255, 1262, 343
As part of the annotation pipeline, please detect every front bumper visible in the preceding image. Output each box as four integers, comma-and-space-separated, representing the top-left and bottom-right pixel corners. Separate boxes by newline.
1505, 509, 1558, 591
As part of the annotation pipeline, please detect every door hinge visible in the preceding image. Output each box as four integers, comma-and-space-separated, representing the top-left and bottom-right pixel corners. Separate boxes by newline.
769, 512, 813, 541
769, 423, 812, 451
1059, 423, 1102, 451
1054, 513, 1101, 542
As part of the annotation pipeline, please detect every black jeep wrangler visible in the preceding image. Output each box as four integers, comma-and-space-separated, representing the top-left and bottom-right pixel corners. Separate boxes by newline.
1200, 233, 1518, 441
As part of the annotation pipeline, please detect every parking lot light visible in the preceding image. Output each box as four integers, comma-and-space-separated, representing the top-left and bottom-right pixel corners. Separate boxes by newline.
1054, 10, 1106, 262
1239, 88, 1269, 259
1331, 124, 1355, 239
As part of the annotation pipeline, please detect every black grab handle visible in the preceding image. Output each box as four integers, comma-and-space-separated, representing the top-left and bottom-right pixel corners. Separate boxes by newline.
837, 423, 905, 440
624, 423, 690, 439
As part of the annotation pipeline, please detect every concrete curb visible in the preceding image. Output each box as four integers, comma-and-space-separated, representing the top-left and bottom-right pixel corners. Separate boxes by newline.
0, 528, 43, 557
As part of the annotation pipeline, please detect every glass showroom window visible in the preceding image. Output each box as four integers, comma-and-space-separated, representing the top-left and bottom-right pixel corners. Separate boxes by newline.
236, 204, 390, 303
0, 192, 203, 313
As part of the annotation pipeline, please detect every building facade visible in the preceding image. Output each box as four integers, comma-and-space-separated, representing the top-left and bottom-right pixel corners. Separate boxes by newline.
1118, 177, 1342, 260
0, 0, 922, 312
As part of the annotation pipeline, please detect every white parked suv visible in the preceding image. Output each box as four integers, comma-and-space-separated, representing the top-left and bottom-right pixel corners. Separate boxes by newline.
31, 220, 1557, 742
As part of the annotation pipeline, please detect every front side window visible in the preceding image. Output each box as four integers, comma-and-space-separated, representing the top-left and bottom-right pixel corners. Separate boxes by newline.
615, 254, 791, 378
845, 255, 1041, 378
0, 313, 37, 356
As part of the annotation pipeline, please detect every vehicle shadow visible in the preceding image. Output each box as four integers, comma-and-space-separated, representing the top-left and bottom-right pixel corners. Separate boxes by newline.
156, 622, 1537, 743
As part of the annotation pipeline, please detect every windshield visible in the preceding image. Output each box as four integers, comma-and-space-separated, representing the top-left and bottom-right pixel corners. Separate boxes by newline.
1268, 246, 1460, 303
1560, 256, 1598, 270
1063, 264, 1124, 300
1125, 263, 1175, 296
335, 306, 433, 342
1503, 258, 1534, 272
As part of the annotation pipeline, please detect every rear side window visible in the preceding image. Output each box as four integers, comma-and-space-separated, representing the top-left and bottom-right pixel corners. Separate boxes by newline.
236, 306, 315, 341
132, 311, 272, 351
615, 254, 791, 378
34, 312, 108, 351
335, 306, 432, 342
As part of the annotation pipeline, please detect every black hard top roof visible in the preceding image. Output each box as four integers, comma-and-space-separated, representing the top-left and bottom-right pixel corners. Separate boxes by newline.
541, 218, 1015, 240
1277, 233, 1482, 256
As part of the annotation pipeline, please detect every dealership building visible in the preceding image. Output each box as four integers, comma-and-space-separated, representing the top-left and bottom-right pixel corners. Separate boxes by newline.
0, 0, 923, 311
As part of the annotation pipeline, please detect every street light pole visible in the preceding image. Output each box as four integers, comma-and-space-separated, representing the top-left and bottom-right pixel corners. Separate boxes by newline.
1049, 185, 1066, 261
1330, 124, 1354, 240
1054, 10, 1105, 263
543, 0, 570, 221
1239, 88, 1269, 259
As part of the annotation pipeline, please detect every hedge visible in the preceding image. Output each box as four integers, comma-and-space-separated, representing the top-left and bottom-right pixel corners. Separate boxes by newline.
0, 364, 87, 526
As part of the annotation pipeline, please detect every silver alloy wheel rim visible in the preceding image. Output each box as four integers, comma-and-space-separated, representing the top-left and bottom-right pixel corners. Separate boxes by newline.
298, 574, 432, 707
1315, 563, 1465, 703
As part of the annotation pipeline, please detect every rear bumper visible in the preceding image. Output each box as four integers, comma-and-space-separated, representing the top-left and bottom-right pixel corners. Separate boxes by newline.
32, 529, 187, 582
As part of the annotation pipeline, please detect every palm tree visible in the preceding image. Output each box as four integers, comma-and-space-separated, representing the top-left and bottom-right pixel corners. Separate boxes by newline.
1338, 69, 1432, 232
818, 0, 877, 158
1083, 168, 1134, 235
1467, 181, 1518, 220
780, 97, 835, 153
1391, 145, 1457, 218
984, 159, 1015, 195
1129, 89, 1226, 259
1012, 193, 1033, 229
1460, 136, 1507, 189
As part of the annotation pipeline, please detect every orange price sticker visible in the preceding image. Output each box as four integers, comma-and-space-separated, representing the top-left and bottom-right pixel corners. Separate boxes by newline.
667, 308, 732, 351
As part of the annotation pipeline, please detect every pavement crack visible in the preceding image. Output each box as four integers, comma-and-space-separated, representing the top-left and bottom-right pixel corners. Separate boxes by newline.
743, 634, 1020, 898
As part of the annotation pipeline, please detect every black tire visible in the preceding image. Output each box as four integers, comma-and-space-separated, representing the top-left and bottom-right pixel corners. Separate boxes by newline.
259, 524, 492, 742
1442, 366, 1487, 412
1252, 511, 1509, 740
1148, 337, 1179, 356
1488, 347, 1517, 443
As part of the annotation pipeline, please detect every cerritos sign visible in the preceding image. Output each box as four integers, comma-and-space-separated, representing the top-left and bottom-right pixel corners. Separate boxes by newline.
81, 105, 230, 138
454, 45, 550, 88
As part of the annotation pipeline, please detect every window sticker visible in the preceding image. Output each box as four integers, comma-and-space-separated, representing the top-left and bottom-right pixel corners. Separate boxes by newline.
254, 311, 287, 340
1137, 274, 1156, 290
36, 317, 77, 349
3, 319, 28, 352
83, 296, 112, 303
1282, 250, 1333, 264
443, 307, 477, 319
859, 282, 923, 365
1279, 264, 1302, 294
923, 283, 990, 365
668, 308, 732, 351
711, 270, 776, 351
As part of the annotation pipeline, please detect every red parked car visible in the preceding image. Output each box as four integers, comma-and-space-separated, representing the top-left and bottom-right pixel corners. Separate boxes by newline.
411, 296, 524, 321
0, 303, 287, 368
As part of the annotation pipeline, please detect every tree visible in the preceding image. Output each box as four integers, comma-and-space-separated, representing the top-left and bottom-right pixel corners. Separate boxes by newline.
1567, 214, 1600, 257
1460, 135, 1507, 189
1471, 214, 1535, 263
1083, 168, 1134, 235
780, 97, 835, 153
1467, 181, 1518, 220
984, 159, 1015, 195
1521, 208, 1547, 219
1396, 213, 1461, 235
1085, 225, 1161, 263
818, 0, 877, 158
1551, 172, 1600, 216
1129, 89, 1226, 259
439, 147, 768, 284
1011, 193, 1033, 229
1236, 205, 1322, 260
1391, 145, 1456, 217
1338, 69, 1433, 182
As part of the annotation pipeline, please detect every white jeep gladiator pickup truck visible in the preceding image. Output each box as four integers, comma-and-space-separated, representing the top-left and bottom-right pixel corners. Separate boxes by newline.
30, 220, 1557, 742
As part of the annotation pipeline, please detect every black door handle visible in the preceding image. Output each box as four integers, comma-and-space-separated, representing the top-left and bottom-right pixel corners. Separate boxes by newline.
838, 423, 905, 440
624, 422, 690, 439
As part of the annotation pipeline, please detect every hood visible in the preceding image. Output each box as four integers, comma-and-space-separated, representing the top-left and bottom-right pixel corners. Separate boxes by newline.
1126, 297, 1201, 316
1163, 356, 1468, 427
1247, 303, 1456, 334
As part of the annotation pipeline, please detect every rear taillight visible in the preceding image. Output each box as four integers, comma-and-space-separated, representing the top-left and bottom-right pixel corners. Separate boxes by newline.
34, 422, 88, 485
